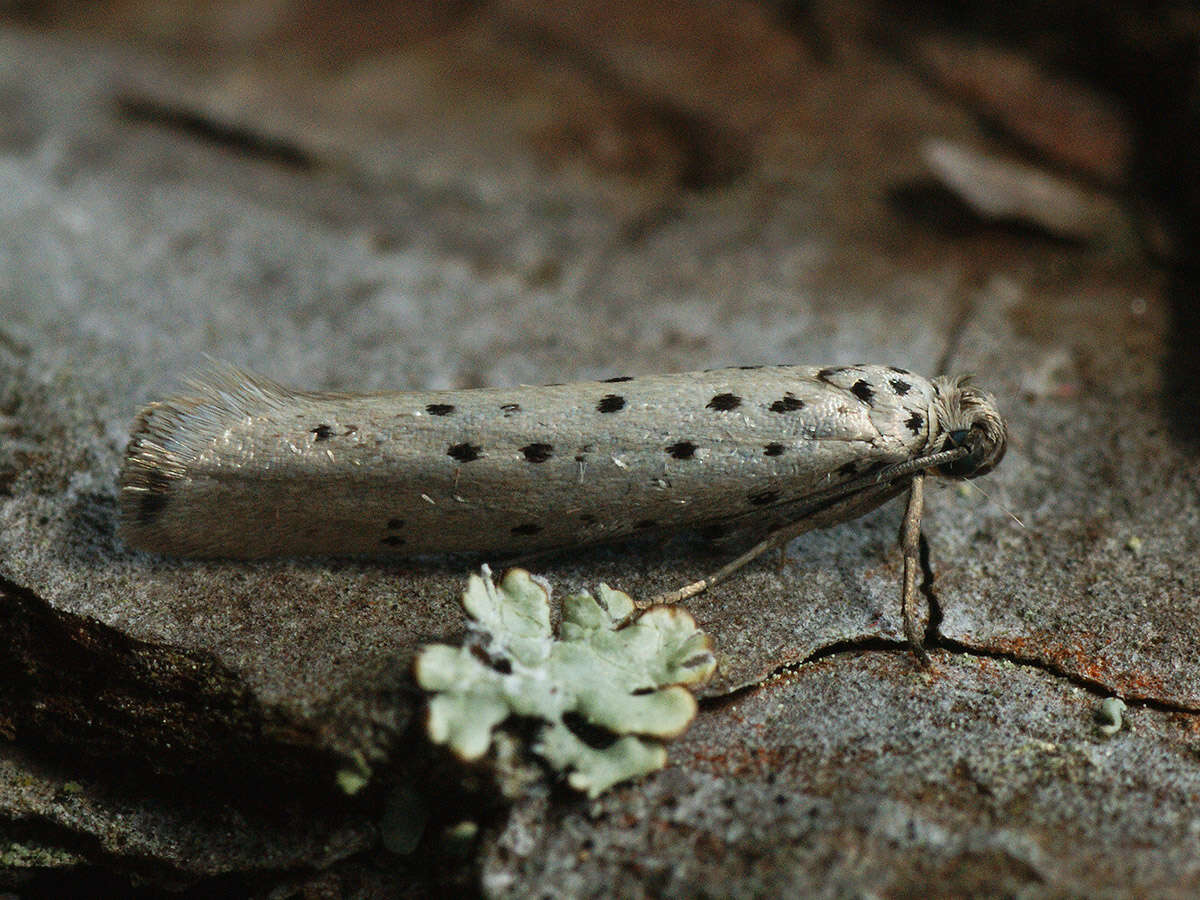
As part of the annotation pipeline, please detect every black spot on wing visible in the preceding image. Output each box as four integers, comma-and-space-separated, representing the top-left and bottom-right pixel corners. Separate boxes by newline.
888, 366, 911, 374
818, 366, 849, 379
511, 523, 542, 535
426, 403, 455, 416
447, 442, 482, 462
521, 443, 554, 462
763, 442, 786, 456
601, 375, 634, 383
889, 378, 912, 395
905, 412, 925, 435
769, 394, 804, 413
707, 393, 742, 411
311, 424, 333, 441
597, 394, 626, 413
500, 402, 521, 414
667, 441, 698, 459
837, 461, 857, 477
635, 519, 657, 529
850, 380, 876, 404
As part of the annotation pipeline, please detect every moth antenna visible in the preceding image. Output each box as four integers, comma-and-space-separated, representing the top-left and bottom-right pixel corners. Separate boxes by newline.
959, 478, 1025, 530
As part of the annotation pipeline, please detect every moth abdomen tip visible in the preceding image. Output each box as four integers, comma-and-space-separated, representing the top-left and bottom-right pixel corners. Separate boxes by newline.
119, 436, 181, 539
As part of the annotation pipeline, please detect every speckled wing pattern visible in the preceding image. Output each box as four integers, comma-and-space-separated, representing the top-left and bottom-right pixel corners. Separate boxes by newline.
119, 363, 998, 559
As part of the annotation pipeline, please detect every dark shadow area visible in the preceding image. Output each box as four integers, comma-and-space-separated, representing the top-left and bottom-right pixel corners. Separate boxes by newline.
0, 575, 359, 792
887, 179, 1088, 248
874, 0, 1200, 446
116, 97, 319, 171
1163, 273, 1200, 445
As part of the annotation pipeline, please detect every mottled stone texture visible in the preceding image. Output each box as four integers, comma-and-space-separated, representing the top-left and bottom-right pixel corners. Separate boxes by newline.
0, 2, 1194, 896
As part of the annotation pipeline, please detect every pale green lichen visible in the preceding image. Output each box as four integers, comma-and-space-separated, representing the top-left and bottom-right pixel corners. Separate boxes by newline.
1096, 697, 1127, 737
335, 750, 372, 795
415, 567, 716, 798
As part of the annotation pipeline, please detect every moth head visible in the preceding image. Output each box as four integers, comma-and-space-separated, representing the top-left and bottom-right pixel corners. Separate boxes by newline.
930, 376, 1007, 479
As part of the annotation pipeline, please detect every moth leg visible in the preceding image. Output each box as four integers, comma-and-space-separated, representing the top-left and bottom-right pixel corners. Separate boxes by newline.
645, 517, 814, 607
899, 472, 931, 665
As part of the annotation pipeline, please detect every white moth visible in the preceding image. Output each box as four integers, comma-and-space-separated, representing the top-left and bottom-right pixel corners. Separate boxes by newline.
120, 363, 1007, 662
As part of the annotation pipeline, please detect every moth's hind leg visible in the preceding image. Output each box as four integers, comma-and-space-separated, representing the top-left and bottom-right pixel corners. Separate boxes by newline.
644, 517, 817, 607
648, 478, 933, 667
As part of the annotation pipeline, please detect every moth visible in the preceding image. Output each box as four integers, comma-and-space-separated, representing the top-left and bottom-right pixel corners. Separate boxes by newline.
120, 363, 1007, 662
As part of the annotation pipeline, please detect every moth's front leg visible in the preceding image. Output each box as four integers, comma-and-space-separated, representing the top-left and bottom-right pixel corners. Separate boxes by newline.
899, 473, 930, 665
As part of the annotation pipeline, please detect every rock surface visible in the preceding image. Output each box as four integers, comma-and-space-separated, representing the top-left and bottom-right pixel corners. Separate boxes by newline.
0, 3, 1194, 896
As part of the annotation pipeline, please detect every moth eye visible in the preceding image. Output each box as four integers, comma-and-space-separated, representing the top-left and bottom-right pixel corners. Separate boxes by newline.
937, 424, 1004, 479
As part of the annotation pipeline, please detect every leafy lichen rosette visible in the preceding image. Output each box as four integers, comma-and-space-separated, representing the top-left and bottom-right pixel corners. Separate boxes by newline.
415, 567, 716, 798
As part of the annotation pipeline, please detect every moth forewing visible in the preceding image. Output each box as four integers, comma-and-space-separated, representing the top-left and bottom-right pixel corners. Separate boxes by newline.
120, 362, 1007, 659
